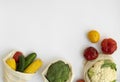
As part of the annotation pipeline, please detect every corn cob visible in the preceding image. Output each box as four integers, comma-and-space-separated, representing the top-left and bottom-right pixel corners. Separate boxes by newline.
6, 58, 16, 70
24, 59, 43, 73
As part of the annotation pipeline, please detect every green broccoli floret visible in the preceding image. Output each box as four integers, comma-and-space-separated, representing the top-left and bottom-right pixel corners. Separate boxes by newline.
46, 61, 71, 82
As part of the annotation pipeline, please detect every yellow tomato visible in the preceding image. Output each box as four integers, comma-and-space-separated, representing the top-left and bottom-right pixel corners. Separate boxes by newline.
87, 30, 100, 43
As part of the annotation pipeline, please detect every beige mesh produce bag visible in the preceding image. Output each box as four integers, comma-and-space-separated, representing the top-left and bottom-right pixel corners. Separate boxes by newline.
3, 50, 35, 82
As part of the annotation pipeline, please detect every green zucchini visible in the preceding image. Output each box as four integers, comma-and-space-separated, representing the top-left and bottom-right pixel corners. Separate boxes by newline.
24, 53, 37, 69
17, 55, 25, 72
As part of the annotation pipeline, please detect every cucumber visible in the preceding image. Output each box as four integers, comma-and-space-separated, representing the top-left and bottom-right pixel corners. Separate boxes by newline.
17, 55, 25, 72
24, 53, 37, 69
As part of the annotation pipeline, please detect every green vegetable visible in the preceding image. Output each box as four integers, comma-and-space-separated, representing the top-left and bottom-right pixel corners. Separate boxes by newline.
46, 61, 71, 82
88, 68, 94, 79
101, 60, 117, 71
24, 53, 37, 69
111, 80, 116, 82
17, 55, 25, 72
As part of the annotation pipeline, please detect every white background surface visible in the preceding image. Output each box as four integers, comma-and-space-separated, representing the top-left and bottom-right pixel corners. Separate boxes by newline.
0, 0, 120, 82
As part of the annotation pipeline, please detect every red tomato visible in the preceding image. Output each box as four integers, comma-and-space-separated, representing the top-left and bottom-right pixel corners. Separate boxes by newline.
84, 47, 98, 60
77, 79, 85, 82
13, 51, 23, 62
101, 38, 117, 54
